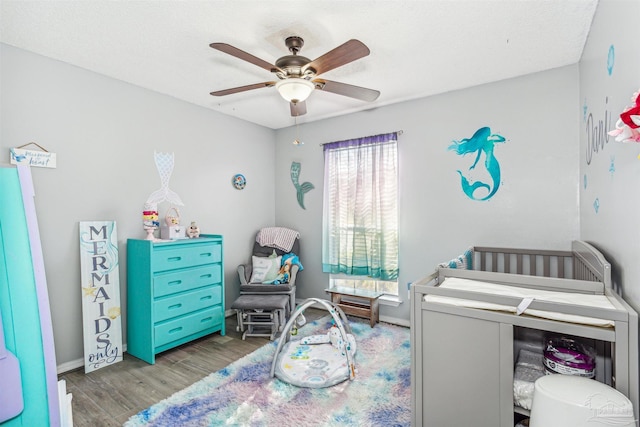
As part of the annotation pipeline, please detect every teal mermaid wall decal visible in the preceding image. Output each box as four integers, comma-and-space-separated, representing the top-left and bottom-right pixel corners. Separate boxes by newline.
448, 127, 506, 201
290, 161, 314, 209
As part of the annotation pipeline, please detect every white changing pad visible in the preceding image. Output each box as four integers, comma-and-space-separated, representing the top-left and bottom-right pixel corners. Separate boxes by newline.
424, 277, 616, 327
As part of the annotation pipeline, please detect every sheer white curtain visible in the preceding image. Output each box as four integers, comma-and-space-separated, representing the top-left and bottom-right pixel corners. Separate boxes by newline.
322, 132, 398, 281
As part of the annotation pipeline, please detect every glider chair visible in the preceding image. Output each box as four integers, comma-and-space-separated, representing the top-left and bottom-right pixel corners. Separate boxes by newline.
232, 227, 302, 339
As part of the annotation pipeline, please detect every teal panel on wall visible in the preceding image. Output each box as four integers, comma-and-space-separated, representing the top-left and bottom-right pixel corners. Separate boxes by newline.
0, 167, 50, 426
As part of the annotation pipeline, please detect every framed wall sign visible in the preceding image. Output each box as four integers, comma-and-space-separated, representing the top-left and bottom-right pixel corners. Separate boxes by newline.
79, 221, 123, 373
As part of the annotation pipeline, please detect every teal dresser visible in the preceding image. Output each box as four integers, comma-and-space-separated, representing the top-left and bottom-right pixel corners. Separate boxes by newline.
127, 234, 225, 364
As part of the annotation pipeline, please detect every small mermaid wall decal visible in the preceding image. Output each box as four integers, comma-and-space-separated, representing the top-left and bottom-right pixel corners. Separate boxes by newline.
290, 161, 314, 209
448, 127, 506, 201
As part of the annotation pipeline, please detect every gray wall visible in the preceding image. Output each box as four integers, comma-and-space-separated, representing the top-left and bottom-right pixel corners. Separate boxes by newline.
579, 0, 640, 313
274, 65, 581, 321
1, 44, 277, 369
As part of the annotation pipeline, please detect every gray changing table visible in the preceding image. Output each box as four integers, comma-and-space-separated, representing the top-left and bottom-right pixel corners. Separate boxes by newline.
410, 241, 639, 426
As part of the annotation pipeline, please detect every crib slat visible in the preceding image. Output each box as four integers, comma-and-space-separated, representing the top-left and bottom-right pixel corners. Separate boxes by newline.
471, 247, 588, 280
543, 255, 550, 277
575, 260, 582, 280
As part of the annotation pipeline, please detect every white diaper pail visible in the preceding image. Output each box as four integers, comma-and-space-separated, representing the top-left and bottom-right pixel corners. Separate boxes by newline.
530, 375, 636, 427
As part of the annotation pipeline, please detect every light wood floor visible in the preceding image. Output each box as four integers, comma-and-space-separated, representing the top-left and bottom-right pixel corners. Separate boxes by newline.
58, 308, 326, 426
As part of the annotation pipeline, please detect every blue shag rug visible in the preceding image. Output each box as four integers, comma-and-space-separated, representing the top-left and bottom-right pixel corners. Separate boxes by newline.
125, 317, 410, 427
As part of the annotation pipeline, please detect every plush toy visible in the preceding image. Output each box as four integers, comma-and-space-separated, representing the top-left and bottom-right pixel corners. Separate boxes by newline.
608, 89, 640, 144
187, 221, 200, 238
328, 325, 356, 356
276, 262, 291, 283
328, 325, 342, 349
282, 253, 303, 271
266, 253, 303, 284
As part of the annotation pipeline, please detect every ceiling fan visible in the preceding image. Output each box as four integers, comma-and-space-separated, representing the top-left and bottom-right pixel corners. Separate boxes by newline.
209, 36, 380, 117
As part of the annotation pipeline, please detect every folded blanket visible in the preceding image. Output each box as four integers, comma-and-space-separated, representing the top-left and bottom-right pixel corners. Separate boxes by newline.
256, 227, 300, 252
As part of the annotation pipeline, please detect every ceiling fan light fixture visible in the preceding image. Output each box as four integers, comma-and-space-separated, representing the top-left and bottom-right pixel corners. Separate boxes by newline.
275, 78, 315, 103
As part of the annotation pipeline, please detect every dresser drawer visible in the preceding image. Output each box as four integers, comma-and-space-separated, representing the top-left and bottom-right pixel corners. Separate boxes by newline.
153, 286, 222, 322
154, 306, 223, 348
152, 243, 222, 272
153, 265, 221, 298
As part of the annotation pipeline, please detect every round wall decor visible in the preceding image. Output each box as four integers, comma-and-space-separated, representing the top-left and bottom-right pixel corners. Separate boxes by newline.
232, 173, 246, 190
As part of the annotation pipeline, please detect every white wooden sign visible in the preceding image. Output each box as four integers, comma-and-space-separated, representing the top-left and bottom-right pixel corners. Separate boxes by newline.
79, 221, 123, 373
10, 148, 57, 168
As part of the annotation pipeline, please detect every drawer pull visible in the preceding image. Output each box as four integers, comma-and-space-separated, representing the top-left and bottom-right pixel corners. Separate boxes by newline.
168, 303, 182, 310
201, 317, 212, 323
200, 252, 212, 258
167, 256, 182, 263
169, 326, 183, 334
168, 280, 182, 286
200, 295, 212, 301
200, 274, 212, 279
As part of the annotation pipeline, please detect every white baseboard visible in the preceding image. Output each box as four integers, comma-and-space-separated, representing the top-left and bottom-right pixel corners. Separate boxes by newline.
57, 359, 84, 374
380, 314, 410, 328
57, 344, 128, 374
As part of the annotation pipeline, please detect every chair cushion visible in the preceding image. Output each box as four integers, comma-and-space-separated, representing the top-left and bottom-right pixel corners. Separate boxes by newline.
240, 283, 294, 293
231, 294, 289, 310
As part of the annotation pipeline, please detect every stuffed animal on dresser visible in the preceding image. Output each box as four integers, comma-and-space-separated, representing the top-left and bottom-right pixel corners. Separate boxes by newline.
187, 221, 200, 238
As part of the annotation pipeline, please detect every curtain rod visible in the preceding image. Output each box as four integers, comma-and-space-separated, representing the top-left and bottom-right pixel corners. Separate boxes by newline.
319, 130, 403, 146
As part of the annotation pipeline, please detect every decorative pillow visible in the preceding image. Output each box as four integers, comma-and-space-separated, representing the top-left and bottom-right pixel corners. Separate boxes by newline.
462, 247, 473, 269
438, 247, 474, 270
250, 255, 281, 283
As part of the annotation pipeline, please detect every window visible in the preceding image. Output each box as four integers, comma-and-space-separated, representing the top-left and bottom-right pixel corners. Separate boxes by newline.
322, 132, 399, 295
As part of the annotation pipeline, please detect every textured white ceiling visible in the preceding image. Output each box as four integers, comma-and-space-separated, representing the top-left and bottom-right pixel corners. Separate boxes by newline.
0, 1, 598, 129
